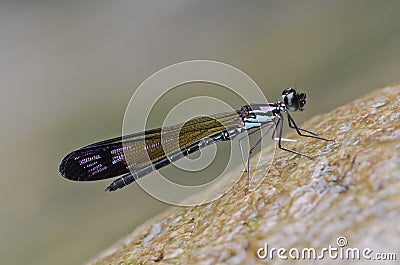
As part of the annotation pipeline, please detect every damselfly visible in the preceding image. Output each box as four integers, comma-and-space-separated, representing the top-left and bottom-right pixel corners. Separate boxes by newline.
59, 88, 331, 192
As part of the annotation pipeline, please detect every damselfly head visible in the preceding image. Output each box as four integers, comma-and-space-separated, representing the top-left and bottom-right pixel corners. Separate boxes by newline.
282, 88, 307, 112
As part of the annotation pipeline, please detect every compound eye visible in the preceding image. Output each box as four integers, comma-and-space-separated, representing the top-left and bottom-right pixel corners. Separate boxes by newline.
298, 93, 307, 109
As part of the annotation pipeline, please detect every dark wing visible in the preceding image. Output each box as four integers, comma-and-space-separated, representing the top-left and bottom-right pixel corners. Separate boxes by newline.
59, 112, 240, 182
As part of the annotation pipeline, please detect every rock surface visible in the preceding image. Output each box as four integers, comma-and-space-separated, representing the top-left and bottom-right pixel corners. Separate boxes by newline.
88, 84, 400, 265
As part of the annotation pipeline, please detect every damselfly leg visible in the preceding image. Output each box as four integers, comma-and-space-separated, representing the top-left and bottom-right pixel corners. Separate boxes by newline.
287, 112, 333, 142
238, 124, 275, 188
276, 114, 313, 159
238, 124, 270, 172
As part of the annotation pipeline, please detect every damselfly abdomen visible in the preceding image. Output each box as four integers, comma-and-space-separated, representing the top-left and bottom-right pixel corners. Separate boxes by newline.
59, 88, 332, 191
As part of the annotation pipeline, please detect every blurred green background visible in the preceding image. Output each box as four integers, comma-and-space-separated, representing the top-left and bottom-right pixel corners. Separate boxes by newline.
1, 1, 400, 264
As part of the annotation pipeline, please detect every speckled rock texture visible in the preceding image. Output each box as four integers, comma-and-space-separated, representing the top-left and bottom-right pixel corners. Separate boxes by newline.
88, 84, 400, 265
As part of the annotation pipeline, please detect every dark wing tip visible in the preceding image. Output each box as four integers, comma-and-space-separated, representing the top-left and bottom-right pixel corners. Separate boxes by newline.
59, 152, 72, 178
59, 151, 82, 180
59, 159, 66, 177
59, 144, 130, 182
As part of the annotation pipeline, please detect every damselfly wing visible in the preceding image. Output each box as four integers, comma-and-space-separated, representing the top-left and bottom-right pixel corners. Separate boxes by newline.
59, 112, 242, 191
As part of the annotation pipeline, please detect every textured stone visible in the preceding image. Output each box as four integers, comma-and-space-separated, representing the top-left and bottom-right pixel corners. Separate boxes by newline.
88, 84, 400, 265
